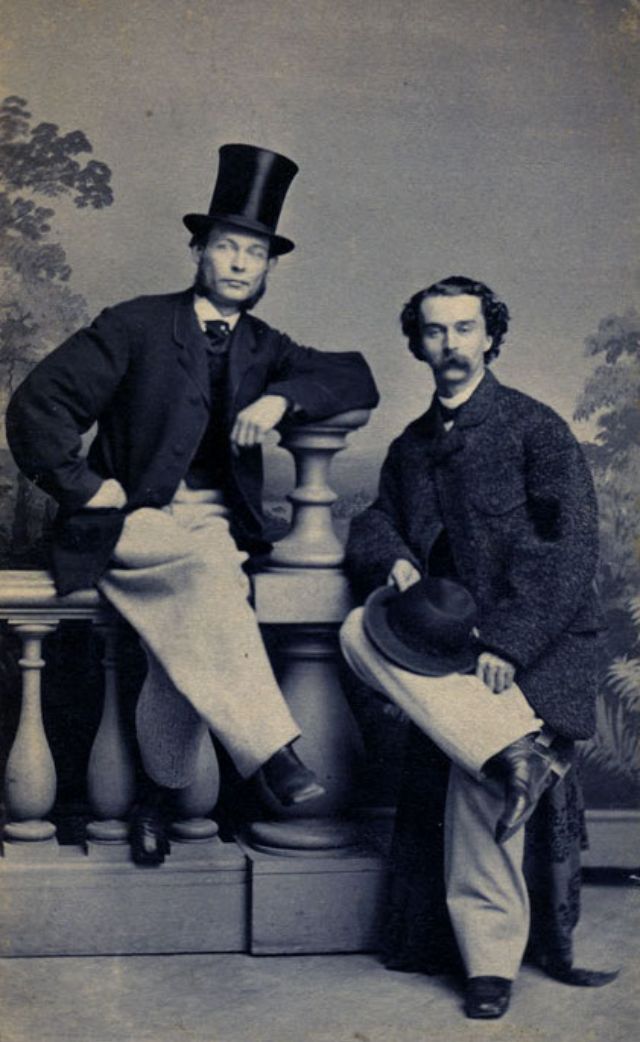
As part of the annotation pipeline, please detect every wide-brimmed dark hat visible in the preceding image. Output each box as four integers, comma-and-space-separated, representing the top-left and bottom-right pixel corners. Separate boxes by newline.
363, 576, 478, 677
183, 144, 298, 256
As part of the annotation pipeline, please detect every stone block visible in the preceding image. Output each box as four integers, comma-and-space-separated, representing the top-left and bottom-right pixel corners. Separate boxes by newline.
0, 840, 248, 956
1, 836, 60, 862
241, 842, 388, 954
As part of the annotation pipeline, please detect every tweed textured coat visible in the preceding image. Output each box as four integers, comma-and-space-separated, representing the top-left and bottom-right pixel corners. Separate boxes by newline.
345, 369, 602, 739
7, 289, 379, 593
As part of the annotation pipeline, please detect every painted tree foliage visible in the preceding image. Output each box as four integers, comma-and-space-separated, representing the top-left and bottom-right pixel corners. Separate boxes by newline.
0, 95, 113, 398
575, 309, 640, 804
574, 308, 640, 616
0, 96, 113, 561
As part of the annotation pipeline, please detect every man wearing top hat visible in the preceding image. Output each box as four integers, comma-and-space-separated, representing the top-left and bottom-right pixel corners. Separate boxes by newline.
6, 144, 379, 864
340, 276, 609, 1018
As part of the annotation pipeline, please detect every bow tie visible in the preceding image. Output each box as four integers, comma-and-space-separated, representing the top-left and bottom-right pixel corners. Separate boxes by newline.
204, 320, 232, 349
438, 400, 459, 424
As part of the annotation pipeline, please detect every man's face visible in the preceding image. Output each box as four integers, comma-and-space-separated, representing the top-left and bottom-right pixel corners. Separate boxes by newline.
192, 223, 276, 313
416, 294, 492, 394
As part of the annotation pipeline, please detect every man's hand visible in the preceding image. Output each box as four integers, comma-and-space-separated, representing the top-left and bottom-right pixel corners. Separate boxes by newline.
230, 395, 289, 448
83, 478, 127, 510
476, 651, 516, 694
387, 558, 421, 592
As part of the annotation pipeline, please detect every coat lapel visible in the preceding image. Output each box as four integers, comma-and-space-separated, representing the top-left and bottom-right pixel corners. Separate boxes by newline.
173, 299, 267, 420
226, 314, 266, 419
452, 369, 497, 430
172, 291, 212, 405
418, 398, 464, 461
417, 369, 499, 461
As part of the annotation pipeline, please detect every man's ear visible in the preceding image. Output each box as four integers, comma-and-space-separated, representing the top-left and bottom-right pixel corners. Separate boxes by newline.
268, 256, 278, 274
190, 242, 203, 265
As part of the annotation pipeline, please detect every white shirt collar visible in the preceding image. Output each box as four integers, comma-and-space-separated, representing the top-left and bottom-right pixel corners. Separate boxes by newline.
193, 294, 241, 331
437, 369, 486, 411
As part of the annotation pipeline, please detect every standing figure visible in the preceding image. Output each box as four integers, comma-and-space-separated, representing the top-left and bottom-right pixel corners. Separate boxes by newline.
6, 144, 379, 864
340, 276, 614, 1018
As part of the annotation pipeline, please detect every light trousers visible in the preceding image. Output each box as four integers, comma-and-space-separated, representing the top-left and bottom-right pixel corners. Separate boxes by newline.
340, 606, 535, 978
339, 607, 542, 779
98, 486, 299, 787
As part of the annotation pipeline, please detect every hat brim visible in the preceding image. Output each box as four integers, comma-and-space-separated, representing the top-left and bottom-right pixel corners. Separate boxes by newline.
363, 585, 476, 677
182, 212, 295, 256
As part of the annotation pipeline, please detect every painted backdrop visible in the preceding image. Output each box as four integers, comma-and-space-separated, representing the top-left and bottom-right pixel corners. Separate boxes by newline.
0, 0, 638, 806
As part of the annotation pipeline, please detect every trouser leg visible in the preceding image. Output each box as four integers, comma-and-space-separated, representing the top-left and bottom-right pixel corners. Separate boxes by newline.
98, 505, 299, 785
444, 764, 529, 979
134, 648, 209, 788
340, 607, 542, 778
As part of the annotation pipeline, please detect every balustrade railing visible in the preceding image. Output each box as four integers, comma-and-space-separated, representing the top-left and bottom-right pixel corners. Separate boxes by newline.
0, 409, 371, 860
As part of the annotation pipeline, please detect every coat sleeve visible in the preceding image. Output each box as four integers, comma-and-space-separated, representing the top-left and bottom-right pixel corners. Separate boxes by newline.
345, 442, 422, 597
6, 308, 132, 512
477, 418, 600, 670
263, 330, 379, 419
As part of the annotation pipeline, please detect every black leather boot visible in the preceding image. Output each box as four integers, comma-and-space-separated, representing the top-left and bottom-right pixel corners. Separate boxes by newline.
486, 734, 556, 844
258, 743, 326, 806
465, 976, 512, 1019
129, 784, 172, 866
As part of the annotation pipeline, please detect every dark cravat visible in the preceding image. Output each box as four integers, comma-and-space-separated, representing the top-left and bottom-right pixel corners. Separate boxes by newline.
438, 400, 458, 425
431, 399, 464, 462
203, 319, 231, 351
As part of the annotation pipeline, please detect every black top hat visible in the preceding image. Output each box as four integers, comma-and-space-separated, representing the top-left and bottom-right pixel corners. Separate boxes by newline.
183, 144, 298, 256
363, 576, 478, 677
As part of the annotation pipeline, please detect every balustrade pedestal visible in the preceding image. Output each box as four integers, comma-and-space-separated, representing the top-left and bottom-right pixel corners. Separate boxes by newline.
247, 410, 372, 855
242, 409, 389, 952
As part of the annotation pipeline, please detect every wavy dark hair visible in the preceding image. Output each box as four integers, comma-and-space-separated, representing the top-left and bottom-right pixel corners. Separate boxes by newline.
400, 276, 510, 363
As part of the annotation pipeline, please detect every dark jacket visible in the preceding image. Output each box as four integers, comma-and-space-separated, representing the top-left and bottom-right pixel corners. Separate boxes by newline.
345, 370, 602, 739
7, 289, 379, 594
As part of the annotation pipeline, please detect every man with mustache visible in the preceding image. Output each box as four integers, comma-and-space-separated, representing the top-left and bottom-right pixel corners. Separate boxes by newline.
340, 276, 608, 1018
6, 144, 379, 864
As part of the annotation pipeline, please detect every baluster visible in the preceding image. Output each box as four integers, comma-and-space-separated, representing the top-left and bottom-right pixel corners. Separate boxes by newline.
269, 409, 371, 567
3, 622, 57, 846
86, 620, 136, 848
171, 729, 220, 848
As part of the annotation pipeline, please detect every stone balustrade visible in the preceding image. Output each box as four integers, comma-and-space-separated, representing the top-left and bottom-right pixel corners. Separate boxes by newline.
0, 409, 372, 861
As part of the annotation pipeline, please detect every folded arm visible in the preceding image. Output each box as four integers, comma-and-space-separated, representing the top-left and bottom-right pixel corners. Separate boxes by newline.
263, 331, 379, 421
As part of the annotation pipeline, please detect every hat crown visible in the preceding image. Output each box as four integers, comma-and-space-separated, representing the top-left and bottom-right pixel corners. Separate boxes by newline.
386, 577, 477, 656
210, 144, 298, 228
183, 144, 298, 255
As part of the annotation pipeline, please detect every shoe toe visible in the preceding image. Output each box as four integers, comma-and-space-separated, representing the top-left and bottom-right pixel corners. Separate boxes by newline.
259, 745, 326, 807
130, 810, 170, 866
288, 778, 326, 805
465, 977, 511, 1019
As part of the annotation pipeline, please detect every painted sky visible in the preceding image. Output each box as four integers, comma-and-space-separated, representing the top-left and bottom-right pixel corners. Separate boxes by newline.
1, 0, 638, 492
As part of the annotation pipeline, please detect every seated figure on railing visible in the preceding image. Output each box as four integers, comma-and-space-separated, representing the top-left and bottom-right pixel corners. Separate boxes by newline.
5, 144, 379, 865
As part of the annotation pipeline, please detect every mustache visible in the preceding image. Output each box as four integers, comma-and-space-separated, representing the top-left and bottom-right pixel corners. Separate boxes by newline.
438, 355, 470, 370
